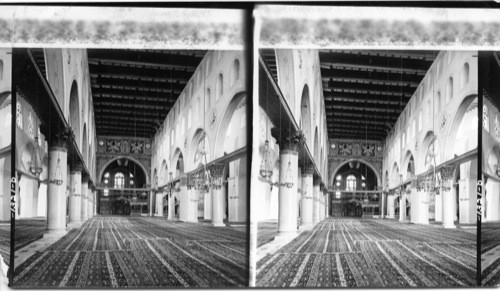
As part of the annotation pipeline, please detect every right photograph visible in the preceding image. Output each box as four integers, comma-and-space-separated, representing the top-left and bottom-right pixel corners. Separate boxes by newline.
480, 51, 500, 287
255, 49, 478, 287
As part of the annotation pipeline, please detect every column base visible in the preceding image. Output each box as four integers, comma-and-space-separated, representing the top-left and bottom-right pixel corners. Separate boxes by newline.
275, 231, 297, 240
212, 221, 225, 227
67, 221, 82, 229
299, 222, 314, 230
312, 219, 320, 225
442, 223, 456, 229
44, 229, 67, 238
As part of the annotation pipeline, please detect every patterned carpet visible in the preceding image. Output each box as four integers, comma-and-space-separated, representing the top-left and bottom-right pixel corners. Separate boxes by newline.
257, 218, 476, 287
14, 219, 46, 250
13, 216, 248, 288
481, 222, 500, 286
0, 222, 9, 266
257, 220, 279, 247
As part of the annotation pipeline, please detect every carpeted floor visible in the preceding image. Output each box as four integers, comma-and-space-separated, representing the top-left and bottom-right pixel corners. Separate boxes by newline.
13, 216, 248, 288
257, 218, 476, 287
0, 221, 10, 266
14, 218, 46, 251
481, 222, 500, 286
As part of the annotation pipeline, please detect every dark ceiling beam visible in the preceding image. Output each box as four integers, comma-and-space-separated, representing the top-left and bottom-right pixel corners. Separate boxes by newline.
327, 118, 394, 127
320, 62, 427, 75
93, 101, 169, 110
319, 49, 437, 61
92, 92, 177, 103
326, 105, 402, 114
90, 73, 188, 85
96, 115, 162, 123
91, 84, 183, 95
94, 107, 168, 118
326, 96, 407, 106
88, 58, 198, 72
323, 87, 413, 98
328, 112, 399, 123
331, 123, 389, 132
90, 78, 186, 92
88, 63, 195, 80
322, 76, 419, 88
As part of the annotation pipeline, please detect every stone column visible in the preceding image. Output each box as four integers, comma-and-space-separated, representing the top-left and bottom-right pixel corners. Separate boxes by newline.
312, 177, 320, 224
441, 167, 456, 228
81, 177, 88, 221
149, 190, 154, 216
168, 192, 175, 220
278, 149, 299, 234
211, 165, 225, 227
156, 192, 163, 216
46, 143, 68, 235
68, 163, 82, 226
435, 190, 443, 222
410, 185, 419, 224
380, 192, 386, 219
325, 191, 330, 218
387, 193, 395, 218
299, 166, 314, 230
486, 178, 500, 221
204, 189, 212, 220
399, 191, 407, 222
88, 185, 93, 218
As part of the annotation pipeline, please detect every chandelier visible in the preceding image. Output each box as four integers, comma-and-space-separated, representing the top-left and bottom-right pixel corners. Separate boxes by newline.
48, 154, 63, 186
29, 136, 43, 176
260, 140, 273, 180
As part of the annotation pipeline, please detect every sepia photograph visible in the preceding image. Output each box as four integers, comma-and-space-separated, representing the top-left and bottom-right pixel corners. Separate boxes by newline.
254, 47, 478, 288
4, 6, 249, 289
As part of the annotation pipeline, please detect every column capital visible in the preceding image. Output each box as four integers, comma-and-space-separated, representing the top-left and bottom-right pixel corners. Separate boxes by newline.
301, 164, 315, 176
70, 162, 83, 174
82, 174, 90, 184
49, 126, 74, 148
439, 165, 455, 181
313, 176, 322, 186
271, 127, 305, 152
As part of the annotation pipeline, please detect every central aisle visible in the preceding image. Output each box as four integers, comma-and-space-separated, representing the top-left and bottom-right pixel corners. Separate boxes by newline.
257, 218, 475, 287
14, 217, 247, 287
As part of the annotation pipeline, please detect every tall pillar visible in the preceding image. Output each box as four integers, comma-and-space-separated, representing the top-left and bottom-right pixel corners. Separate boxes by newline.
87, 185, 93, 218
299, 166, 314, 229
81, 177, 88, 221
94, 190, 98, 216
156, 192, 164, 216
278, 149, 299, 234
204, 190, 212, 220
46, 144, 68, 235
168, 192, 175, 220
399, 192, 407, 222
325, 191, 330, 218
380, 192, 385, 218
387, 193, 395, 218
68, 163, 82, 226
486, 178, 500, 221
410, 185, 419, 224
211, 166, 225, 227
435, 190, 443, 222
149, 190, 154, 217
442, 177, 456, 228
312, 177, 320, 224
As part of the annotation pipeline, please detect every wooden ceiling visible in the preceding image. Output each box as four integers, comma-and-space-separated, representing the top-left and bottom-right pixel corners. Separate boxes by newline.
88, 49, 205, 138
261, 49, 437, 141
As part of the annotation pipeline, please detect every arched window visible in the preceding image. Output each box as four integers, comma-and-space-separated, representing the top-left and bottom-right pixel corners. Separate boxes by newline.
114, 172, 125, 189
346, 175, 356, 191
0, 60, 3, 80
461, 63, 469, 89
412, 120, 416, 139
446, 77, 454, 103
187, 107, 192, 128
402, 132, 406, 149
28, 111, 34, 139
181, 116, 185, 132
206, 57, 211, 76
231, 59, 240, 86
16, 101, 23, 129
217, 73, 223, 100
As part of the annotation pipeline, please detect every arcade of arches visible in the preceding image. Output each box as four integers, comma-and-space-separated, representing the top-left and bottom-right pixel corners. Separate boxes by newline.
10, 49, 248, 287
255, 49, 477, 287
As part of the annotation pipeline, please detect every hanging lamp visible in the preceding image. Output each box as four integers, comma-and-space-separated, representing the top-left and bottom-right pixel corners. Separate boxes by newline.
260, 79, 273, 180
30, 79, 43, 176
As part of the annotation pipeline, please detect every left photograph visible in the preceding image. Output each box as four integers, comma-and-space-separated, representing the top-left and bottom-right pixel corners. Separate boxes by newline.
12, 48, 248, 288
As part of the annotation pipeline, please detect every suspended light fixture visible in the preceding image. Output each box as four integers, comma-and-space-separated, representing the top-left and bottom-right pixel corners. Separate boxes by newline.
260, 77, 273, 180
48, 154, 63, 186
30, 136, 43, 176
